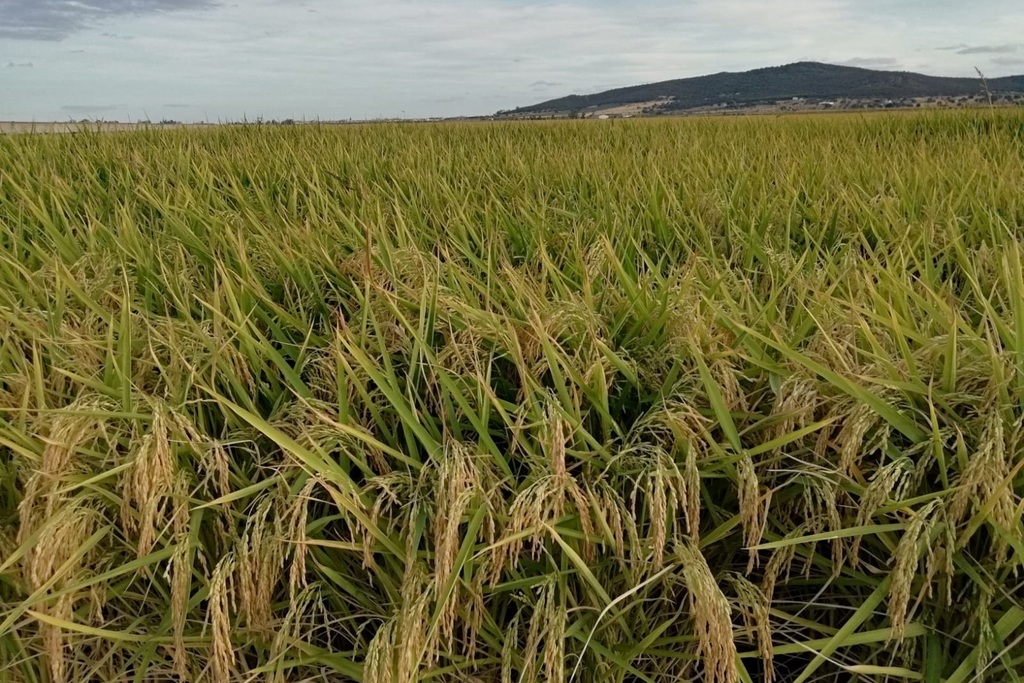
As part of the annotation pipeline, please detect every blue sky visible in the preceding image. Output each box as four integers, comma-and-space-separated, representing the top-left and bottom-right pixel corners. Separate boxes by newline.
2, 0, 1023, 121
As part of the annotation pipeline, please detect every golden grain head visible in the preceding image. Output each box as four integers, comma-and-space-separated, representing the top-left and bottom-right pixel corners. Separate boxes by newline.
772, 377, 819, 438
287, 476, 319, 601
763, 537, 800, 604
729, 574, 774, 683
18, 397, 108, 538
209, 553, 236, 683
736, 455, 767, 571
540, 583, 567, 683
889, 500, 942, 639
238, 492, 286, 635
852, 457, 913, 565
396, 562, 436, 682
837, 401, 882, 475
122, 406, 177, 556
676, 540, 738, 683
950, 411, 1015, 559
365, 619, 397, 683
170, 538, 191, 677
500, 613, 521, 683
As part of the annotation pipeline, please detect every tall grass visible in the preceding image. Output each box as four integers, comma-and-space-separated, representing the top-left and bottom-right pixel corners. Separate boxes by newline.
1, 111, 1023, 682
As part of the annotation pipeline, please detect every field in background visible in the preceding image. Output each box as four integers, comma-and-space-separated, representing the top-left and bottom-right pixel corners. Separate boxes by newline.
0, 122, 207, 135
1, 113, 1023, 682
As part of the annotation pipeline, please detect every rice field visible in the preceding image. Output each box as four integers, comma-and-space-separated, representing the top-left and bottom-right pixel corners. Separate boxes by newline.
1, 112, 1023, 682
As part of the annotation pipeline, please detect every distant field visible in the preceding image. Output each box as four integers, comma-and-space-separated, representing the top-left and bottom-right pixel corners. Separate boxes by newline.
0, 122, 169, 134
1, 112, 1023, 682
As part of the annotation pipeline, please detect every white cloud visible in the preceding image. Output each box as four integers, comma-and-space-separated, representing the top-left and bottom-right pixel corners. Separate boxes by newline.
992, 55, 1024, 67
0, 0, 217, 40
840, 57, 900, 68
956, 44, 1019, 55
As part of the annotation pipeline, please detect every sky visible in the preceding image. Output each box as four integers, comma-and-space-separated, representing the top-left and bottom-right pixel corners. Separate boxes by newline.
2, 0, 1023, 122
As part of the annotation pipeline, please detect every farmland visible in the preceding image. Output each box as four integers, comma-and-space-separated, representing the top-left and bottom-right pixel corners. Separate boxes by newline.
1, 112, 1023, 681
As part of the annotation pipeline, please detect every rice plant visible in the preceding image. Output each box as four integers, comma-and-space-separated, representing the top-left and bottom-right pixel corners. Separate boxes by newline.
1, 111, 1023, 682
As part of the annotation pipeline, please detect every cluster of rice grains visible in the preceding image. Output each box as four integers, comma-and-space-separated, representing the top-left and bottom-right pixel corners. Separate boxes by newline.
1, 111, 1023, 681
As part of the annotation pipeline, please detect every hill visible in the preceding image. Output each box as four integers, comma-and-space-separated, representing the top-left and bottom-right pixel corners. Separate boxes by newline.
509, 61, 1024, 115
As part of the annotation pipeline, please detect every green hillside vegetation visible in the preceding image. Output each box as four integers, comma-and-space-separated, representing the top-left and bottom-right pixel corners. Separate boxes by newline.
1, 112, 1023, 682
511, 61, 1024, 114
